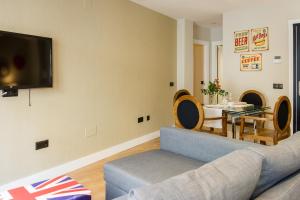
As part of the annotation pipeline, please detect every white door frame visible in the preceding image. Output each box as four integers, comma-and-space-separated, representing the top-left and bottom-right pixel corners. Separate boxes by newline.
194, 40, 210, 104
211, 41, 223, 81
288, 19, 300, 133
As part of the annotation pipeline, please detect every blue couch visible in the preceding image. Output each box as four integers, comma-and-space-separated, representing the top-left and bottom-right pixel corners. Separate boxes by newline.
104, 127, 300, 200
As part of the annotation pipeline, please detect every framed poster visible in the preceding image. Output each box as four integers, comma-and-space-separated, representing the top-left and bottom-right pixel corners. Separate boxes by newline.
234, 30, 249, 53
251, 27, 269, 51
240, 54, 262, 71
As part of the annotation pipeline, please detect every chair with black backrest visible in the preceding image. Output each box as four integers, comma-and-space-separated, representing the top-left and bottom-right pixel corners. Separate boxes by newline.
173, 95, 227, 136
173, 89, 191, 104
238, 90, 267, 128
240, 90, 266, 107
239, 96, 291, 145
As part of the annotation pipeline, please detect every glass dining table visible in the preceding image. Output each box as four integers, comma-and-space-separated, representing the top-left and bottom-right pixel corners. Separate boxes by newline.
204, 104, 271, 139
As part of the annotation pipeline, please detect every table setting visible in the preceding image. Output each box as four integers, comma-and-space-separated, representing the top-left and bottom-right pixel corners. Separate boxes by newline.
201, 79, 270, 138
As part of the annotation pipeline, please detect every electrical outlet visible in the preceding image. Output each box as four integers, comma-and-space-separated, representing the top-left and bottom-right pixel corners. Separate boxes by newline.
35, 140, 49, 150
169, 82, 174, 87
138, 117, 144, 123
85, 126, 98, 137
147, 115, 150, 121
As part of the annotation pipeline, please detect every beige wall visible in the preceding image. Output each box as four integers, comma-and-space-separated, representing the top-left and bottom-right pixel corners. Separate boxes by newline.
0, 0, 177, 184
223, 0, 300, 108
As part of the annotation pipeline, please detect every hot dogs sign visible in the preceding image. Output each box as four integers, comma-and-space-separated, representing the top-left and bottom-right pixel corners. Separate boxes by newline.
234, 27, 269, 52
251, 27, 269, 51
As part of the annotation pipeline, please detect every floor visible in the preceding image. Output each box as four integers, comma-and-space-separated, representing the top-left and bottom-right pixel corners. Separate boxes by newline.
67, 138, 160, 200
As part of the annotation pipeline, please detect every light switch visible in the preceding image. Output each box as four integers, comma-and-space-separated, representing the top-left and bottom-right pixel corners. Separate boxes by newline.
273, 83, 283, 89
273, 56, 282, 64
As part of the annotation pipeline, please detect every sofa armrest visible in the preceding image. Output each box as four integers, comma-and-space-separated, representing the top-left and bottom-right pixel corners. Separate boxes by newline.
160, 127, 258, 162
255, 171, 300, 200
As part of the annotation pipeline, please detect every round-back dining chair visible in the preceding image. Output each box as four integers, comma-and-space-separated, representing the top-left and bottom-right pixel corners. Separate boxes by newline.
273, 96, 292, 142
173, 95, 204, 131
239, 96, 291, 145
173, 89, 191, 104
239, 90, 266, 107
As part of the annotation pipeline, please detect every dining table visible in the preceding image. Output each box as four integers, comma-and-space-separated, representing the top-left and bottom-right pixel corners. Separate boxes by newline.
204, 103, 270, 139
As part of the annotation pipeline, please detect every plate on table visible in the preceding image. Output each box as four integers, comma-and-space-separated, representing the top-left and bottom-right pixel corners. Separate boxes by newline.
204, 104, 225, 109
227, 101, 253, 107
232, 104, 253, 108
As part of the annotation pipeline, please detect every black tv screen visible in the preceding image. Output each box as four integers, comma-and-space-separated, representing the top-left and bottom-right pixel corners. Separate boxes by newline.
0, 31, 52, 89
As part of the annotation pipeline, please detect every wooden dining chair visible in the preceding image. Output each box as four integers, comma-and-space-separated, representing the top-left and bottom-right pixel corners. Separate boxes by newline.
239, 96, 291, 145
173, 95, 227, 136
238, 89, 267, 128
239, 90, 266, 107
173, 89, 191, 104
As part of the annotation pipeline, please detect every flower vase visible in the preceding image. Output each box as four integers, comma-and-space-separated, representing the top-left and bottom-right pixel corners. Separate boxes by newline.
209, 95, 218, 105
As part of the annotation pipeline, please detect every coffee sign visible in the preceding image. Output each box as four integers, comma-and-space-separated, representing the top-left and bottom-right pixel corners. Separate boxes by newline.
240, 54, 262, 71
234, 30, 249, 53
251, 27, 269, 51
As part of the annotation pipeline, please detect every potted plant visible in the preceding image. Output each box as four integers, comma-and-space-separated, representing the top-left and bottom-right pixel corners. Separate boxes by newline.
201, 79, 228, 104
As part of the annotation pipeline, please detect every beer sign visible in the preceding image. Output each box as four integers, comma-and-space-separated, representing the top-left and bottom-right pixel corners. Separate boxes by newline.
251, 27, 269, 51
234, 30, 249, 53
240, 54, 262, 71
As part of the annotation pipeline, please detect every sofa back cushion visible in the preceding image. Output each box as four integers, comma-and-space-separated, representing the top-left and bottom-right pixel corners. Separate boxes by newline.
128, 149, 263, 200
160, 127, 259, 162
249, 133, 300, 198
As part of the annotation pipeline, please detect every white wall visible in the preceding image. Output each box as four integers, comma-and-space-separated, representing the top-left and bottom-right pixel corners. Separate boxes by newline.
223, 0, 300, 107
194, 25, 223, 42
177, 19, 194, 92
177, 19, 185, 90
194, 24, 223, 83
210, 26, 223, 42
193, 25, 211, 41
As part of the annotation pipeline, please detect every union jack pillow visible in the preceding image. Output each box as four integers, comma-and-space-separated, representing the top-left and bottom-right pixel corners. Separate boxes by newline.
0, 175, 91, 200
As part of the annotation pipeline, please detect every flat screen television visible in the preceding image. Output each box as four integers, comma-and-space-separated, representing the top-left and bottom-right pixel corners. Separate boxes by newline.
0, 30, 52, 89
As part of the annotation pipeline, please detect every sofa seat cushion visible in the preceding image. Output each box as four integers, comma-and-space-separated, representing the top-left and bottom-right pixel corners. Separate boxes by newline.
255, 170, 300, 200
113, 195, 128, 200
128, 149, 263, 200
104, 149, 205, 193
249, 133, 300, 198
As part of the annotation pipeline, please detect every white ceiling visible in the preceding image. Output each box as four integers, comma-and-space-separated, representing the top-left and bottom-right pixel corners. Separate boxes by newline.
130, 0, 271, 27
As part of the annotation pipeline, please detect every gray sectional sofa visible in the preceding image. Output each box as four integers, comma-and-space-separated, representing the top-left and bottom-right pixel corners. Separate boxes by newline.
104, 127, 300, 200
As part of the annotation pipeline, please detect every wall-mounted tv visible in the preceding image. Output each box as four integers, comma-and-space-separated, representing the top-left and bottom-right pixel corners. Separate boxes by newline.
0, 30, 52, 90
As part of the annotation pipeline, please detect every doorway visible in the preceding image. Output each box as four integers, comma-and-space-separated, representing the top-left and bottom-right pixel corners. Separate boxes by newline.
293, 23, 300, 133
193, 44, 204, 102
211, 41, 223, 83
217, 45, 223, 83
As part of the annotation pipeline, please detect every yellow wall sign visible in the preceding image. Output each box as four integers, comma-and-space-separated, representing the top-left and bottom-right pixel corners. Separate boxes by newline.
251, 27, 269, 51
240, 54, 262, 71
234, 30, 249, 53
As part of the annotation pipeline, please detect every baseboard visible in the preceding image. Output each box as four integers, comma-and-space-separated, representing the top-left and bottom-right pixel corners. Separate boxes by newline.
0, 130, 160, 191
